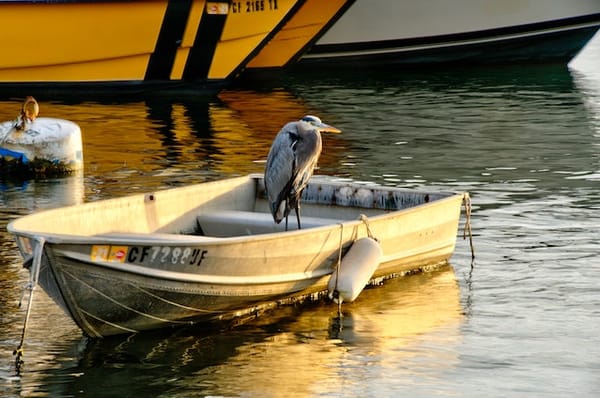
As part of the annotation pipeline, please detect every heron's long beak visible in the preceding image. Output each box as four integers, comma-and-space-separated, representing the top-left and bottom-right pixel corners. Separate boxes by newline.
317, 123, 342, 134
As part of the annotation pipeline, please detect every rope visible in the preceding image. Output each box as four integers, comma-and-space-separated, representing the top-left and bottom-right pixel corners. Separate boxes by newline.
332, 223, 344, 313
14, 237, 45, 374
359, 214, 378, 242
462, 193, 475, 260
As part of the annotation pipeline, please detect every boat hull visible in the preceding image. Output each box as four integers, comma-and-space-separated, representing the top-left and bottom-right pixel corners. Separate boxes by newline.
0, 0, 303, 92
9, 175, 467, 337
300, 0, 600, 68
246, 0, 354, 70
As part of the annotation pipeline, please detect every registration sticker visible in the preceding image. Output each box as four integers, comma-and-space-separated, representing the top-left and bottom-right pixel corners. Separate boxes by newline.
90, 245, 110, 261
91, 245, 128, 263
108, 246, 128, 263
206, 2, 229, 14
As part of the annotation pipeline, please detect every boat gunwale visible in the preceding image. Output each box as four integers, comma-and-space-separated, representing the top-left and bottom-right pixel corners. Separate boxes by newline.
7, 174, 464, 243
8, 192, 465, 246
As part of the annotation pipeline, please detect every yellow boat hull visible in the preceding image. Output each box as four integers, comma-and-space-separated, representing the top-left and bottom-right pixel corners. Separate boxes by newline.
0, 0, 302, 89
246, 0, 353, 69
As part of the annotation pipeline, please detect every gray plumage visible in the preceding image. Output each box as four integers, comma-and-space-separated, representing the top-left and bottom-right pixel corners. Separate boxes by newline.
264, 115, 339, 230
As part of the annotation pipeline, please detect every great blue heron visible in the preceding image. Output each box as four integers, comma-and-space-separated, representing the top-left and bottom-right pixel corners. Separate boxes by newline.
264, 115, 341, 231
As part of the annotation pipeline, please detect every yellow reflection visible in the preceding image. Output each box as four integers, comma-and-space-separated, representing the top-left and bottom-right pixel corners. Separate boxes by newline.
212, 89, 347, 174
17, 267, 463, 397
0, 89, 348, 183
205, 267, 463, 396
0, 100, 165, 176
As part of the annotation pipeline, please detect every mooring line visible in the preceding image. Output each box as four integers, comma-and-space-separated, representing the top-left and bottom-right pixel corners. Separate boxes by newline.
359, 213, 379, 242
463, 193, 475, 260
332, 222, 344, 315
14, 237, 45, 373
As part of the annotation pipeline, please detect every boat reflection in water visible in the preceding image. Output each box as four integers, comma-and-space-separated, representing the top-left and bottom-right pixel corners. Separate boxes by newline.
0, 173, 84, 387
36, 267, 462, 397
570, 33, 600, 134
212, 89, 346, 173
0, 86, 349, 200
0, 172, 84, 211
2, 56, 599, 196
570, 59, 600, 181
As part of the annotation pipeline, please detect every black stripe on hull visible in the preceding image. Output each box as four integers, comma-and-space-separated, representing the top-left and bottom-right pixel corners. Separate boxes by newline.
188, 0, 312, 80
145, 0, 194, 81
281, 0, 356, 68
301, 18, 600, 68
309, 13, 600, 55
182, 9, 227, 81
237, 0, 309, 72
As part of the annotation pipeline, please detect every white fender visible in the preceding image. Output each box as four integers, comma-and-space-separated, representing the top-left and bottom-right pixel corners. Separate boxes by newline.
328, 237, 383, 304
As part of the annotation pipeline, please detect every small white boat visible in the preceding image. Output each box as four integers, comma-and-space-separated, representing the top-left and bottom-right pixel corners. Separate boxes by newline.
300, 0, 600, 68
8, 174, 471, 337
0, 116, 83, 175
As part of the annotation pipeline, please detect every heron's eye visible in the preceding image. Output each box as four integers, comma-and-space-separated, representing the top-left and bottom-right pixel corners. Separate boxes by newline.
301, 115, 321, 125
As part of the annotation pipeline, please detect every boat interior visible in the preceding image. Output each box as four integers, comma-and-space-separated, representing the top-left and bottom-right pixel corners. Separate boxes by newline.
156, 176, 445, 239
10, 175, 449, 243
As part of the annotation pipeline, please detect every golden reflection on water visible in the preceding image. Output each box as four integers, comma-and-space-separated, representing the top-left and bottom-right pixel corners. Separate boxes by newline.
213, 89, 348, 174
2, 38, 600, 396
170, 267, 464, 397
223, 268, 462, 396
4, 267, 463, 397
0, 267, 463, 397
0, 88, 349, 188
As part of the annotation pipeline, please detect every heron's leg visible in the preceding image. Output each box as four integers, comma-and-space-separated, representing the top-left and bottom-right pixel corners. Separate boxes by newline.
295, 202, 302, 230
285, 214, 289, 231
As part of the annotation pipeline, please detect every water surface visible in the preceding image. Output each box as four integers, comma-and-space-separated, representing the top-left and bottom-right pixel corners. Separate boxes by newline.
1, 34, 599, 398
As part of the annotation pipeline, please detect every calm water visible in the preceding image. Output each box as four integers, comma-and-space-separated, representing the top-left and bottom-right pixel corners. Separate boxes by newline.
1, 34, 599, 397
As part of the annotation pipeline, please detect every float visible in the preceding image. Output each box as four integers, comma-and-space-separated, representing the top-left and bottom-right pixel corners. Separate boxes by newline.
0, 98, 83, 177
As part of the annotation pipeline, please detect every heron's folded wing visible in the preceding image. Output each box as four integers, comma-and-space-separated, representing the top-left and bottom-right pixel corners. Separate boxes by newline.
265, 135, 296, 222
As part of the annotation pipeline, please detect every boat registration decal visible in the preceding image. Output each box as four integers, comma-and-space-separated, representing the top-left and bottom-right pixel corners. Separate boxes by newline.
206, 2, 229, 15
91, 245, 208, 266
91, 245, 128, 263
127, 246, 208, 267
231, 0, 279, 13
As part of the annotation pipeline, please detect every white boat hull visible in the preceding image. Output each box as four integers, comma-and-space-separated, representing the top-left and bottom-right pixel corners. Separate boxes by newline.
300, 0, 600, 67
8, 175, 468, 337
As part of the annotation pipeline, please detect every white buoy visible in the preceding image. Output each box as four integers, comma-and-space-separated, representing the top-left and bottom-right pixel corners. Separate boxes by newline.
0, 117, 83, 172
328, 237, 383, 304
